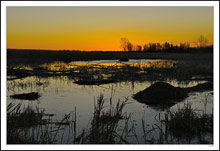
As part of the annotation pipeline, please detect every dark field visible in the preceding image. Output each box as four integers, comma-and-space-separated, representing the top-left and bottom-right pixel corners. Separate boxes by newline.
7, 49, 213, 66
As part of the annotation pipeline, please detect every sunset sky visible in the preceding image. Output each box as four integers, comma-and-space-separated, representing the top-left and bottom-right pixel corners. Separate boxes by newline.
7, 7, 213, 51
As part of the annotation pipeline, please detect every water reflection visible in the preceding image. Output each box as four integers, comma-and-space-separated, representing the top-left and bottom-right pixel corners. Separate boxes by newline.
8, 59, 177, 82
12, 65, 33, 70
7, 76, 213, 138
39, 59, 177, 71
7, 76, 49, 92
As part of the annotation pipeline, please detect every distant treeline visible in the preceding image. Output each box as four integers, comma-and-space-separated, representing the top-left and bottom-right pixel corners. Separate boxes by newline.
140, 44, 213, 53
132, 42, 213, 53
7, 46, 213, 54
120, 36, 213, 53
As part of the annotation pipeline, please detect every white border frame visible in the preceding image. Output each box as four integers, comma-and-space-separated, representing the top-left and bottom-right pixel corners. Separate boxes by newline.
1, 1, 219, 150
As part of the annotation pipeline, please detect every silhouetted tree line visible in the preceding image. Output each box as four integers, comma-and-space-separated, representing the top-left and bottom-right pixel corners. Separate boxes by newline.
120, 36, 213, 53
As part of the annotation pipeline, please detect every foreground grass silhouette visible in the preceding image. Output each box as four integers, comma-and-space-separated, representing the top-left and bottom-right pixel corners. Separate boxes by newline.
7, 95, 213, 144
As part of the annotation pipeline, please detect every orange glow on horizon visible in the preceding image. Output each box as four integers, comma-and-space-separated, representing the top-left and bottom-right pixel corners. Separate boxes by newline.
7, 7, 213, 51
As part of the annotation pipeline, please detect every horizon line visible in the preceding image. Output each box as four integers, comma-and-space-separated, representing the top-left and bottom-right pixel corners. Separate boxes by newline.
7, 45, 213, 52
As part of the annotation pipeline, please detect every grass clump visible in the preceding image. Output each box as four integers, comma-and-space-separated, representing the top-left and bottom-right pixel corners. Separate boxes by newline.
7, 103, 48, 144
7, 102, 74, 144
76, 94, 131, 144
165, 103, 213, 142
7, 103, 45, 128
140, 102, 213, 144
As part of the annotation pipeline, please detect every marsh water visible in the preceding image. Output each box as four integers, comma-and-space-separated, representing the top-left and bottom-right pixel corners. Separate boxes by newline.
7, 59, 213, 144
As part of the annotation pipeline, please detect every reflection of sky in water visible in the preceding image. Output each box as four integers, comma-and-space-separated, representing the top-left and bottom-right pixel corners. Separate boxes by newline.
42, 59, 177, 71
7, 75, 213, 144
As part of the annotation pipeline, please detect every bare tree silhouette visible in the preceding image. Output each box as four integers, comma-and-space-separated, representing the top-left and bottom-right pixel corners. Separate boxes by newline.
198, 35, 208, 48
120, 37, 134, 51
120, 38, 129, 51
127, 42, 133, 51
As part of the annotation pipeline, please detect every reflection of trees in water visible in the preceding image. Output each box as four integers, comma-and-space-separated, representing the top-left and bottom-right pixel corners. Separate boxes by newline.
7, 76, 50, 92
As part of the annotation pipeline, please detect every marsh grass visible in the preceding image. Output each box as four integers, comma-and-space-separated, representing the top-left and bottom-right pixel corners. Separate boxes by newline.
7, 97, 213, 144
7, 78, 49, 92
7, 103, 45, 128
7, 56, 212, 85
7, 103, 48, 144
7, 102, 77, 144
172, 60, 213, 80
141, 102, 213, 144
165, 103, 213, 142
6, 50, 213, 144
74, 94, 137, 144
7, 94, 133, 144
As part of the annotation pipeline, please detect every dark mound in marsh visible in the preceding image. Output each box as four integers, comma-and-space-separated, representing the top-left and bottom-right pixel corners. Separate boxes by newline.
133, 82, 187, 105
133, 82, 213, 108
118, 58, 129, 62
10, 92, 41, 100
